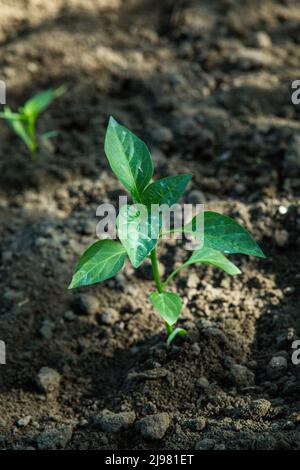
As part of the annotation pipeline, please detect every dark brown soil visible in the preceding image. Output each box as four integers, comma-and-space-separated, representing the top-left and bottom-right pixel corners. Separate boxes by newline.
0, 0, 300, 450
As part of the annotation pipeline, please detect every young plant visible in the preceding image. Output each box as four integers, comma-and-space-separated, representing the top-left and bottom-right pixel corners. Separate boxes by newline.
69, 117, 265, 344
0, 85, 66, 158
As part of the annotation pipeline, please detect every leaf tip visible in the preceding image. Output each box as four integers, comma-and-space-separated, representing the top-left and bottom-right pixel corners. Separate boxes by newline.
108, 115, 119, 127
252, 243, 266, 259
68, 277, 76, 289
54, 84, 68, 98
258, 248, 267, 259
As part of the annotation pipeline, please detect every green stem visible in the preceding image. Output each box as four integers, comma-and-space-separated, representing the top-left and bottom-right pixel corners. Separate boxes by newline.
150, 248, 163, 293
150, 248, 174, 336
162, 266, 181, 289
28, 117, 37, 159
165, 323, 174, 335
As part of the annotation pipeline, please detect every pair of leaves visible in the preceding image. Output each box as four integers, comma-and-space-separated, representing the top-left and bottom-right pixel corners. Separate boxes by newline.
105, 117, 192, 206
148, 292, 187, 347
105, 117, 192, 268
21, 86, 66, 120
0, 86, 65, 155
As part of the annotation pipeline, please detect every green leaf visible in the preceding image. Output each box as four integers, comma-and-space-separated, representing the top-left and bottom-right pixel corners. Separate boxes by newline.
104, 116, 153, 201
142, 174, 192, 206
22, 86, 65, 118
40, 130, 59, 142
69, 239, 127, 289
149, 291, 183, 326
184, 211, 265, 258
1, 106, 34, 151
0, 110, 25, 120
163, 246, 241, 286
184, 246, 241, 275
117, 204, 161, 268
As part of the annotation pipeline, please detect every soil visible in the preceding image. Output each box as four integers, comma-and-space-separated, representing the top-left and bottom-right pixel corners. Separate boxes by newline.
0, 0, 300, 450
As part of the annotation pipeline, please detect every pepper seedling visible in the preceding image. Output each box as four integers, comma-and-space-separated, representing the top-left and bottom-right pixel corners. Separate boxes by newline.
0, 85, 66, 159
69, 117, 265, 344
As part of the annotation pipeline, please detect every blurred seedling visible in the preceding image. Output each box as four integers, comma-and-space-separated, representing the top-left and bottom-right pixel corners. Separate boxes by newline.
0, 85, 66, 159
69, 117, 265, 345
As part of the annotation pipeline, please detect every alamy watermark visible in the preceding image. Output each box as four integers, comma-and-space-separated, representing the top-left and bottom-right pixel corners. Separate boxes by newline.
291, 80, 300, 105
291, 340, 300, 365
0, 80, 6, 105
95, 197, 204, 251
0, 340, 6, 365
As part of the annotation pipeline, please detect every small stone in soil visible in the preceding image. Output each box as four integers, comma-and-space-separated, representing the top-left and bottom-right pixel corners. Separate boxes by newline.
39, 320, 55, 339
214, 443, 226, 450
275, 229, 289, 247
195, 438, 215, 450
73, 294, 99, 316
250, 399, 271, 419
278, 205, 288, 215
187, 189, 206, 204
230, 364, 255, 388
185, 417, 206, 431
276, 328, 295, 347
267, 356, 288, 379
252, 31, 272, 49
138, 412, 170, 440
2, 251, 13, 262
97, 308, 119, 325
17, 416, 31, 427
36, 367, 61, 394
152, 127, 173, 146
94, 410, 136, 433
191, 343, 201, 355
36, 425, 73, 450
196, 376, 210, 390
187, 273, 199, 289
126, 368, 168, 381
63, 310, 76, 321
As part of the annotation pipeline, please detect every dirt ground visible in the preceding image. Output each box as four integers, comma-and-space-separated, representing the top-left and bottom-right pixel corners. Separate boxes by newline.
0, 0, 300, 450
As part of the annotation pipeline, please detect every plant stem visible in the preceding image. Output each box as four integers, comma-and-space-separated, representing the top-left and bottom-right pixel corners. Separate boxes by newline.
162, 267, 181, 289
150, 248, 174, 336
28, 117, 37, 159
150, 248, 163, 293
165, 323, 174, 335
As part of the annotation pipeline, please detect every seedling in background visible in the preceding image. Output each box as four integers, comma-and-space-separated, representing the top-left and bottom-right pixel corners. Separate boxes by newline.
0, 85, 66, 158
69, 117, 265, 344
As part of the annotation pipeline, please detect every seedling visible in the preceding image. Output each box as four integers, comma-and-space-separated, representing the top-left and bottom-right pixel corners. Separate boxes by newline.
0, 85, 66, 158
69, 117, 265, 344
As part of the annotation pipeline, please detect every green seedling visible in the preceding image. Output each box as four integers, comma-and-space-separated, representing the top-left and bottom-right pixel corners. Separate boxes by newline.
0, 85, 66, 158
69, 117, 265, 344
